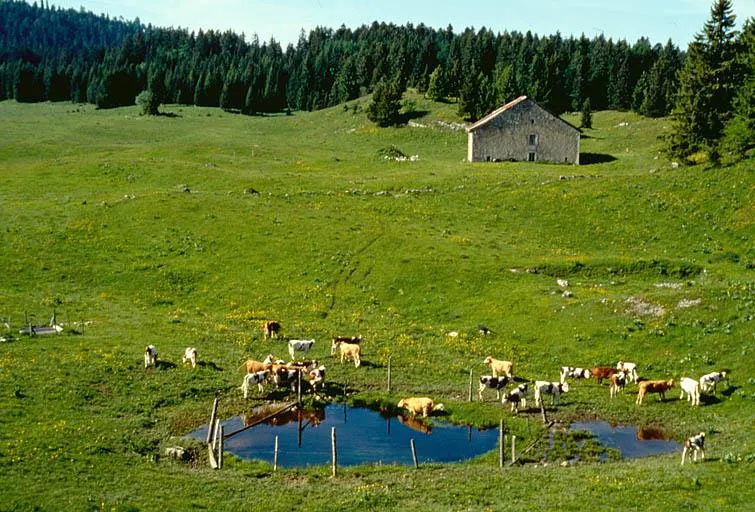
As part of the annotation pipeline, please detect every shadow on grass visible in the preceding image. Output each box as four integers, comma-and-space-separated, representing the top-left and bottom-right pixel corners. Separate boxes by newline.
155, 360, 177, 370
720, 385, 738, 397
399, 110, 430, 124
198, 361, 223, 372
580, 153, 618, 165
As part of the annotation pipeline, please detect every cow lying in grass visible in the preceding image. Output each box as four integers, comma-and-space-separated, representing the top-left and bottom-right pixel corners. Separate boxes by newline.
478, 375, 512, 401
636, 379, 674, 405
680, 377, 701, 406
483, 356, 513, 378
681, 432, 705, 465
144, 345, 158, 368
560, 367, 590, 384
397, 397, 444, 418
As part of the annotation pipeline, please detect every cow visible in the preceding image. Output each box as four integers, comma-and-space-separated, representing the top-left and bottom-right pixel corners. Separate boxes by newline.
483, 356, 513, 378
616, 361, 639, 383
288, 339, 315, 360
680, 377, 701, 406
609, 371, 627, 398
590, 366, 618, 384
397, 397, 444, 418
263, 320, 281, 339
144, 345, 158, 368
699, 371, 728, 394
242, 358, 270, 374
182, 347, 198, 368
681, 432, 706, 465
478, 375, 512, 401
330, 335, 362, 355
308, 365, 326, 391
337, 342, 361, 368
242, 370, 270, 398
559, 366, 591, 384
271, 366, 300, 389
636, 379, 674, 405
534, 381, 569, 407
502, 384, 528, 413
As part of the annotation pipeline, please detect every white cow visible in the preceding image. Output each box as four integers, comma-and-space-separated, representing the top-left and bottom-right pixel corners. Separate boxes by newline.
182, 347, 198, 368
616, 361, 639, 383
680, 377, 701, 406
699, 371, 727, 394
534, 380, 569, 407
681, 432, 706, 465
144, 345, 158, 368
288, 339, 315, 360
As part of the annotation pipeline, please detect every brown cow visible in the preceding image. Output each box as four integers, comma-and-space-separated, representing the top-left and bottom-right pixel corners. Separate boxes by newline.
262, 320, 281, 339
590, 366, 618, 384
636, 379, 674, 405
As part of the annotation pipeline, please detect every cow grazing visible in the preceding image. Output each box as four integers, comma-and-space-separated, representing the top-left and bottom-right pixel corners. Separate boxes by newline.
681, 432, 706, 465
144, 345, 158, 368
590, 366, 618, 384
636, 379, 674, 405
559, 366, 591, 384
242, 358, 268, 374
242, 370, 270, 398
271, 366, 300, 388
534, 381, 569, 407
263, 320, 281, 339
699, 371, 728, 394
397, 397, 444, 418
308, 365, 326, 391
680, 377, 701, 406
182, 347, 198, 368
288, 339, 315, 360
330, 335, 362, 355
478, 375, 512, 401
616, 361, 639, 383
609, 371, 627, 398
502, 384, 528, 413
483, 356, 513, 378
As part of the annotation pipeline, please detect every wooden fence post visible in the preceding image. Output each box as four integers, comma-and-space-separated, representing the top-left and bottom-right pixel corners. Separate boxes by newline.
540, 400, 548, 424
331, 427, 337, 478
511, 435, 516, 463
387, 356, 392, 393
499, 419, 504, 468
273, 435, 279, 472
468, 369, 473, 402
218, 424, 224, 469
207, 397, 219, 444
410, 438, 418, 469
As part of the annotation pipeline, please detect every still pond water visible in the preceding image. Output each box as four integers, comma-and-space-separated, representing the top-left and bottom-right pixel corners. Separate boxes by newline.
571, 421, 680, 459
190, 404, 498, 467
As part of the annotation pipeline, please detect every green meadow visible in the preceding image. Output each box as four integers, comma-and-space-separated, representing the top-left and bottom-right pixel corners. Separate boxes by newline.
0, 93, 753, 511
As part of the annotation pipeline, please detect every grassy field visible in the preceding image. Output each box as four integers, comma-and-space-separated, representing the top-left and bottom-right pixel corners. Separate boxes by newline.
0, 92, 753, 511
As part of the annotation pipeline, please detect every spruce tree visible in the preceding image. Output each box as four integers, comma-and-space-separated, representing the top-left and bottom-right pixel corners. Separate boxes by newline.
367, 80, 403, 127
667, 0, 740, 161
580, 97, 592, 129
425, 66, 447, 101
720, 17, 755, 162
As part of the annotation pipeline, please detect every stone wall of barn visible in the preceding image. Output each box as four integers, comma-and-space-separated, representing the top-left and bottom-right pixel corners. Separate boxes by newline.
467, 100, 580, 164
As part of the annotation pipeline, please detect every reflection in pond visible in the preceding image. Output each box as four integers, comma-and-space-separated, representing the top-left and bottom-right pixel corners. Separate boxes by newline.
190, 404, 498, 467
571, 421, 680, 459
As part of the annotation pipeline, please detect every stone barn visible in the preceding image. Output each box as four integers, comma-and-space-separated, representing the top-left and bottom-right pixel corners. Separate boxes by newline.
466, 96, 580, 164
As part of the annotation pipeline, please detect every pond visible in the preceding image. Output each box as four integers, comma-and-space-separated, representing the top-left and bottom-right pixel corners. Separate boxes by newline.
571, 421, 680, 459
189, 404, 499, 467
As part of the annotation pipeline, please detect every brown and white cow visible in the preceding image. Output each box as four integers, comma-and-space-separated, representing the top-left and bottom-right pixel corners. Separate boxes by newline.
609, 371, 627, 398
681, 432, 706, 465
263, 320, 281, 339
590, 366, 618, 384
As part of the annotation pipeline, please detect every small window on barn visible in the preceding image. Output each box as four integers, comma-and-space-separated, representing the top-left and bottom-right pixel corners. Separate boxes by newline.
528, 134, 537, 146
528, 152, 536, 162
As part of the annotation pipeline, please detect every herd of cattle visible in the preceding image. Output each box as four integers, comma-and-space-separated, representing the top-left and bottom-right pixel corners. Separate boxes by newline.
143, 319, 726, 465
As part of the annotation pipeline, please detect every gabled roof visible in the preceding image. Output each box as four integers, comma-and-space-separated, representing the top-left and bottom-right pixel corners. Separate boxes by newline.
465, 95, 580, 133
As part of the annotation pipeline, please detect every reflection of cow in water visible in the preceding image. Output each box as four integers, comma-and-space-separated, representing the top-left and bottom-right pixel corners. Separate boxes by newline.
243, 407, 325, 428
398, 414, 432, 434
636, 425, 666, 441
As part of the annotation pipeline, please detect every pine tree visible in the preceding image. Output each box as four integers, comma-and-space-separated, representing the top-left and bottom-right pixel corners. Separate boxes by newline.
580, 97, 592, 129
367, 80, 403, 127
720, 18, 755, 162
667, 0, 741, 161
425, 65, 447, 101
494, 64, 517, 106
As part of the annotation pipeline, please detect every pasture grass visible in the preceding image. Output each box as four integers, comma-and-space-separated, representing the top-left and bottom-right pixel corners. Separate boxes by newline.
0, 92, 753, 511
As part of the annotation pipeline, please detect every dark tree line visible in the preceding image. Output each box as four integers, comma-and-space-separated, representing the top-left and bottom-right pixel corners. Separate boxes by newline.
2, 0, 685, 119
